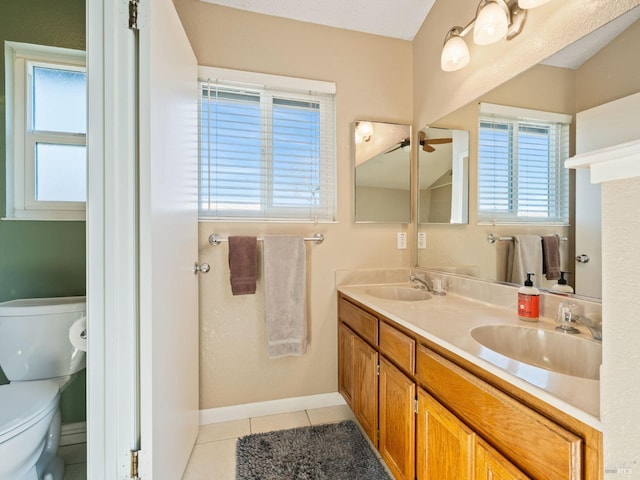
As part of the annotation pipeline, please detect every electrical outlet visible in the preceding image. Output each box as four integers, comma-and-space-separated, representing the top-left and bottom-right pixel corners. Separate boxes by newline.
418, 232, 427, 249
397, 232, 407, 249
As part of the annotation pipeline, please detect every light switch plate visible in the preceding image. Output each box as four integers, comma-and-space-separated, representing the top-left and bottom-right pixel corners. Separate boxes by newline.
418, 232, 427, 249
397, 232, 407, 249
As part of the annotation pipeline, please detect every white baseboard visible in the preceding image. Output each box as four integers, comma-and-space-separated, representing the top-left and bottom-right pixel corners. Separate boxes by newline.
199, 392, 346, 425
60, 421, 87, 446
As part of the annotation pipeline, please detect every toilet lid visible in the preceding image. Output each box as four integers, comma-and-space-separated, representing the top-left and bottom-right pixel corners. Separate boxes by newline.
0, 381, 59, 437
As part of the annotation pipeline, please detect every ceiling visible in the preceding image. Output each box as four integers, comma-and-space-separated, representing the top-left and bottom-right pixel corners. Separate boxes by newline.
199, 0, 437, 40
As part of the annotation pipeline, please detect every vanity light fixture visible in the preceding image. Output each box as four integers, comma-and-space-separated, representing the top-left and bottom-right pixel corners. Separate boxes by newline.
355, 121, 374, 143
441, 27, 470, 71
473, 0, 510, 45
441, 0, 551, 72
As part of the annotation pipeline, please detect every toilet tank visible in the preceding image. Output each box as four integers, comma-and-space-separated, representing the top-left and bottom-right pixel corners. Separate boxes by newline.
0, 296, 86, 381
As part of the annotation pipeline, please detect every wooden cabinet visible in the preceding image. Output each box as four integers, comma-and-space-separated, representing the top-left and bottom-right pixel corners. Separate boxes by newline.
379, 357, 415, 480
416, 345, 582, 480
338, 322, 378, 445
337, 293, 601, 480
352, 331, 378, 444
475, 437, 531, 480
417, 388, 474, 480
417, 387, 530, 480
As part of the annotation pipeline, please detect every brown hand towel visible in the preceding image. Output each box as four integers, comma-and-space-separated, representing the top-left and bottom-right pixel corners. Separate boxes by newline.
228, 236, 257, 295
542, 234, 561, 281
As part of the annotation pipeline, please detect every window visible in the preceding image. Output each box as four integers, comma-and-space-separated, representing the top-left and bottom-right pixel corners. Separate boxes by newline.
477, 103, 571, 224
198, 67, 336, 221
4, 42, 86, 220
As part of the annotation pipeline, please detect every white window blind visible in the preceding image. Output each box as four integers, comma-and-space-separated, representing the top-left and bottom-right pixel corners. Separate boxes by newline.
477, 103, 571, 224
198, 68, 336, 221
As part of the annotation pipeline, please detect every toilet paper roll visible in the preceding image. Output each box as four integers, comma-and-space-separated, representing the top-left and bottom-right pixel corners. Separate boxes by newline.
69, 316, 88, 352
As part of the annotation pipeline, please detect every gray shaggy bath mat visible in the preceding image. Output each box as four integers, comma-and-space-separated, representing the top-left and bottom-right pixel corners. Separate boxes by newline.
236, 420, 391, 479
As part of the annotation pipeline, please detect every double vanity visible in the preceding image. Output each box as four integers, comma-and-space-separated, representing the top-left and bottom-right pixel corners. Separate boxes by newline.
336, 269, 602, 480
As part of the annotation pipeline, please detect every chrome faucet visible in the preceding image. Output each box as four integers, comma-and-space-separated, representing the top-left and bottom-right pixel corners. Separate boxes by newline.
409, 275, 429, 290
576, 316, 602, 342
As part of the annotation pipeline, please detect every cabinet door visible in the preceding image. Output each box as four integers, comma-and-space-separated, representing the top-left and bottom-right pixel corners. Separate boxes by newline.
475, 437, 531, 480
338, 323, 354, 407
379, 357, 415, 480
417, 388, 474, 480
353, 332, 379, 446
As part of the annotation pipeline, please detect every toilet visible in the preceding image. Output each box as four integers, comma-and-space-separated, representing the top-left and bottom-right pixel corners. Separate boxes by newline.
0, 296, 86, 480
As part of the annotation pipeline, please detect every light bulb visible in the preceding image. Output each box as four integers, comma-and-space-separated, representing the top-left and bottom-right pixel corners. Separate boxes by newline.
473, 1, 509, 45
441, 34, 470, 72
355, 121, 374, 142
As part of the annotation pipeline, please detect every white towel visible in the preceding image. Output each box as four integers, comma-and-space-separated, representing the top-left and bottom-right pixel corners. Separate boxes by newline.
507, 235, 543, 287
263, 235, 307, 358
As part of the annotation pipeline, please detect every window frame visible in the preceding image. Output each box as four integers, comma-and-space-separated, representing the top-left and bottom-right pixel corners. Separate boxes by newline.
477, 103, 572, 225
4, 41, 87, 221
197, 66, 337, 222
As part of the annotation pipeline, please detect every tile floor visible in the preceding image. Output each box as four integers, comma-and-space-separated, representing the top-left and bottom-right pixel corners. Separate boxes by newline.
60, 442, 87, 480
55, 405, 390, 479
182, 405, 392, 480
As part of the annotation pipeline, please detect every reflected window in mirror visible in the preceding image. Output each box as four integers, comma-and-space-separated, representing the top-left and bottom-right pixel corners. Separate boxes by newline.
418, 127, 469, 224
477, 103, 571, 224
354, 121, 411, 223
5, 42, 86, 221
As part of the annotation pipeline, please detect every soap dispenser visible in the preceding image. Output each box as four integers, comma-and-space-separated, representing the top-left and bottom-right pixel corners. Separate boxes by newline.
551, 271, 574, 294
517, 273, 539, 322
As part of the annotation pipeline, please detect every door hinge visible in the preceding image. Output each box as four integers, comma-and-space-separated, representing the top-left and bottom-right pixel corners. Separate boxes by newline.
376, 363, 380, 376
129, 0, 139, 30
414, 398, 418, 414
130, 449, 140, 479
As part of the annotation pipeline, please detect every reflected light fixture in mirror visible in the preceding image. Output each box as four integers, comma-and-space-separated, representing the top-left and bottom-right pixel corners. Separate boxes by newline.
440, 0, 553, 72
354, 121, 374, 144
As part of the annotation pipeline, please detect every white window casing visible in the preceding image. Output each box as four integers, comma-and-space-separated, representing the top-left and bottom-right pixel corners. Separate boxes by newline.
477, 102, 572, 225
198, 66, 337, 222
4, 42, 86, 221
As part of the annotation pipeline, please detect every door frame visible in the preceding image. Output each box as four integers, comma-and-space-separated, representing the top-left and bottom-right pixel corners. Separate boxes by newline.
86, 0, 140, 477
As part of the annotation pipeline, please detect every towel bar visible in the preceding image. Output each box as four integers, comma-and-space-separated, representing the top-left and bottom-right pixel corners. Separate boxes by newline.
209, 233, 325, 246
487, 233, 568, 244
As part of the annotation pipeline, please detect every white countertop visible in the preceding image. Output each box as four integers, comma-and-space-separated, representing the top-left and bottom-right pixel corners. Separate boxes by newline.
338, 282, 601, 431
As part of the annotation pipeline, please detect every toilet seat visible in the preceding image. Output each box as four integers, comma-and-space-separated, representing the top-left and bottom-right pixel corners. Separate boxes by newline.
0, 380, 59, 443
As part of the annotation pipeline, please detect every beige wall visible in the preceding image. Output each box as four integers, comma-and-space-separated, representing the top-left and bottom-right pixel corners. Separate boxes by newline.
416, 64, 575, 289
173, 0, 413, 409
576, 18, 640, 111
355, 186, 410, 223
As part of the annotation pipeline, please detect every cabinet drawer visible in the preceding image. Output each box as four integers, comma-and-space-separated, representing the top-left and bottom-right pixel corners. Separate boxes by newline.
380, 321, 415, 374
417, 345, 582, 480
338, 297, 378, 345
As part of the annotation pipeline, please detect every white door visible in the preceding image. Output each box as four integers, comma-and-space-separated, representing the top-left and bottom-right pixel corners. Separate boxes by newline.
574, 169, 602, 298
137, 0, 200, 478
87, 0, 199, 478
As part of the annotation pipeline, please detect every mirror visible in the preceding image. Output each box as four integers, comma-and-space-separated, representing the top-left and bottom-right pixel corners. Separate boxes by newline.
354, 121, 411, 223
416, 6, 640, 300
418, 127, 469, 224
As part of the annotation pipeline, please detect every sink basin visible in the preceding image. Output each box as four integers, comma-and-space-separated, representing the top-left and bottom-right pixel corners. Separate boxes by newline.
364, 286, 431, 302
470, 325, 601, 380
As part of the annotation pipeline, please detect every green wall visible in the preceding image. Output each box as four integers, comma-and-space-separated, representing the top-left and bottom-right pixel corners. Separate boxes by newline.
1, 0, 87, 423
